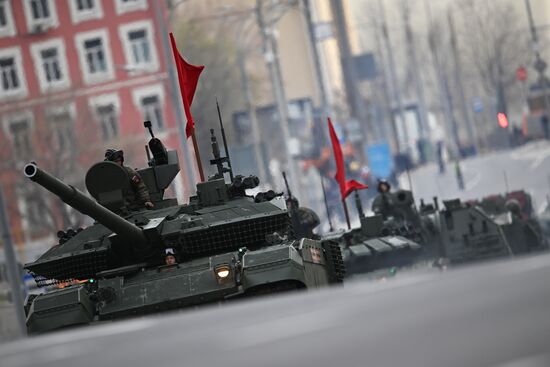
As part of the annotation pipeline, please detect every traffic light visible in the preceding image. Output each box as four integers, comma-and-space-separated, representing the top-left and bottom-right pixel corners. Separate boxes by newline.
497, 112, 509, 128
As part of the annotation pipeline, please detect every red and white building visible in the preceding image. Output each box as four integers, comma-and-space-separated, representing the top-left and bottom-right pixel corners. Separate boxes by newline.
0, 0, 193, 256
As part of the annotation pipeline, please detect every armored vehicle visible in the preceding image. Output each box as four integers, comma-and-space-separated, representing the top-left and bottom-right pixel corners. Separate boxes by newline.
473, 191, 547, 254
419, 198, 512, 263
22, 124, 344, 333
369, 189, 513, 264
321, 191, 423, 276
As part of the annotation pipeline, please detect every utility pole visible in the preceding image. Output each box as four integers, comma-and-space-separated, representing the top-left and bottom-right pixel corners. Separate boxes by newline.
0, 187, 27, 338
369, 4, 395, 148
378, 0, 408, 153
525, 0, 550, 120
401, 0, 428, 140
302, 0, 331, 119
329, 0, 372, 144
423, 0, 460, 155
256, 0, 301, 197
235, 37, 267, 183
153, 0, 197, 193
448, 9, 477, 152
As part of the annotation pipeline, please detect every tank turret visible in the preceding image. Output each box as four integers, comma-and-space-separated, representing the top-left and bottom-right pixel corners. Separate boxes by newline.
24, 163, 146, 247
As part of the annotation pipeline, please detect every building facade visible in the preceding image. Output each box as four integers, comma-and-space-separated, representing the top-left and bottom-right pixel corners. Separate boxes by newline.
0, 0, 192, 259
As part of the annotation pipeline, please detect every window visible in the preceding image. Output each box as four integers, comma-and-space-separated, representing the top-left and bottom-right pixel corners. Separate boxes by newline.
69, 0, 102, 24
0, 47, 26, 99
30, 0, 50, 20
115, 0, 147, 15
76, 29, 113, 84
76, 0, 94, 11
54, 119, 73, 150
141, 95, 164, 130
119, 21, 159, 72
0, 57, 19, 90
129, 30, 150, 65
47, 108, 74, 150
84, 38, 106, 73
23, 0, 57, 31
0, 1, 6, 27
8, 118, 32, 158
31, 38, 70, 92
132, 85, 165, 131
97, 104, 119, 140
0, 0, 15, 37
89, 92, 120, 140
41, 48, 61, 82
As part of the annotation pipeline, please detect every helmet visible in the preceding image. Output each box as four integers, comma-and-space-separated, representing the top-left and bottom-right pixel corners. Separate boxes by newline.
377, 180, 391, 194
104, 149, 124, 162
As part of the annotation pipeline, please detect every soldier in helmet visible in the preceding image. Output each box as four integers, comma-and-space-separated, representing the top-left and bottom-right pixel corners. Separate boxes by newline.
104, 148, 154, 209
372, 179, 392, 219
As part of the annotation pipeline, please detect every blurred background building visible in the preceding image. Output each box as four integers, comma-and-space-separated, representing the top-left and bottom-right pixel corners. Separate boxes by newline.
0, 0, 193, 261
1, 0, 550, 260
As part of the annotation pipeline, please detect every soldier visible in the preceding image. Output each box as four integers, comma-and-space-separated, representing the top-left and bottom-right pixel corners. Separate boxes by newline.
372, 180, 392, 219
104, 148, 154, 209
164, 248, 178, 266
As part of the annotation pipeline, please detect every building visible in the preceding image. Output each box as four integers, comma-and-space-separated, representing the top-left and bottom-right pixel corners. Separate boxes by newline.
0, 0, 193, 260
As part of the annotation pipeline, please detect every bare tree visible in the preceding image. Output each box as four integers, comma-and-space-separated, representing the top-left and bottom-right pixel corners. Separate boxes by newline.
171, 19, 245, 176
0, 91, 104, 242
456, 0, 530, 116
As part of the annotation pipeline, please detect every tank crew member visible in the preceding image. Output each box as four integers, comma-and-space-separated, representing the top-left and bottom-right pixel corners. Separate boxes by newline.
372, 180, 392, 219
104, 148, 154, 209
377, 180, 391, 194
164, 248, 178, 266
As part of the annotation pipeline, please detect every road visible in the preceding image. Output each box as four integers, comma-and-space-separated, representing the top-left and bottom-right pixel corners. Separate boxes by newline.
1, 253, 550, 367
400, 141, 550, 213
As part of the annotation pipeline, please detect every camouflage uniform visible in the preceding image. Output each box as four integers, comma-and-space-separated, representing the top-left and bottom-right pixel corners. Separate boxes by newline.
123, 166, 151, 208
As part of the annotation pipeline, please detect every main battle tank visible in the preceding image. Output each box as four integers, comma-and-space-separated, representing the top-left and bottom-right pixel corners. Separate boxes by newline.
22, 123, 344, 333
321, 191, 423, 276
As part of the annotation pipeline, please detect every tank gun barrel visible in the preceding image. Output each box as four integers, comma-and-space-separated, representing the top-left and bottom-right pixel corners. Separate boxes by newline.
24, 163, 146, 245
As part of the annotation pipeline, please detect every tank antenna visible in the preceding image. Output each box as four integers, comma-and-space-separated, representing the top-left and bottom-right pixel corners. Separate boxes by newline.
216, 98, 234, 181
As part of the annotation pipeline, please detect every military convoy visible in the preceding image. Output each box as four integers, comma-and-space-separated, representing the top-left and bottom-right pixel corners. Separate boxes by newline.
331, 186, 548, 275
20, 115, 550, 333
22, 124, 344, 333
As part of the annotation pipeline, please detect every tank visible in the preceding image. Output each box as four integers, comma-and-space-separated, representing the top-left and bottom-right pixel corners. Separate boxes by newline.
321, 191, 423, 276
22, 123, 344, 333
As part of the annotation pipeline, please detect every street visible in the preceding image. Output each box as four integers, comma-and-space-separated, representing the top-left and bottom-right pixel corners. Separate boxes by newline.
1, 253, 550, 367
400, 141, 550, 213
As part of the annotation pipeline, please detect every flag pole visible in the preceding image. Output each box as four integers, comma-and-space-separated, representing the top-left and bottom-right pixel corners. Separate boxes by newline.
320, 176, 334, 232
191, 128, 205, 182
342, 197, 351, 229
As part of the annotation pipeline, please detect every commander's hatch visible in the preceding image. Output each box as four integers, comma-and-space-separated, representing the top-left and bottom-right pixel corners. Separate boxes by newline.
85, 161, 131, 212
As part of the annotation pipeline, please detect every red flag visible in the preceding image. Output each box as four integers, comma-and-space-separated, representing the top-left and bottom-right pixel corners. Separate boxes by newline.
169, 33, 204, 138
327, 117, 368, 199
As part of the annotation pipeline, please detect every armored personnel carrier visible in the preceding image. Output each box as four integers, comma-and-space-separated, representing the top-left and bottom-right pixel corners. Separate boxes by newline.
369, 189, 513, 264
472, 191, 548, 254
22, 124, 344, 333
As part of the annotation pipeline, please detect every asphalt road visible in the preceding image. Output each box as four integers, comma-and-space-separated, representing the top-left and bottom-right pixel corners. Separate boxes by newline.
400, 141, 550, 214
1, 253, 550, 367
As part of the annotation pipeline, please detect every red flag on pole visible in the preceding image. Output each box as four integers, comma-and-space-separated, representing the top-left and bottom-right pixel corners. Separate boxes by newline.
169, 32, 204, 138
327, 117, 368, 199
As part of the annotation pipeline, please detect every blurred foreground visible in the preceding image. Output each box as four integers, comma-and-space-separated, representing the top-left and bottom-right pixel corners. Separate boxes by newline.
1, 252, 550, 367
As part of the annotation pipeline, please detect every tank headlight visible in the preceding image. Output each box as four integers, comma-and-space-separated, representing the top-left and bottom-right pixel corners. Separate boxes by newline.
215, 265, 231, 279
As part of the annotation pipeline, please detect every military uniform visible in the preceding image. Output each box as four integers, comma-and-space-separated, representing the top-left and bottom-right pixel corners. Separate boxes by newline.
123, 166, 151, 208
104, 148, 152, 209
